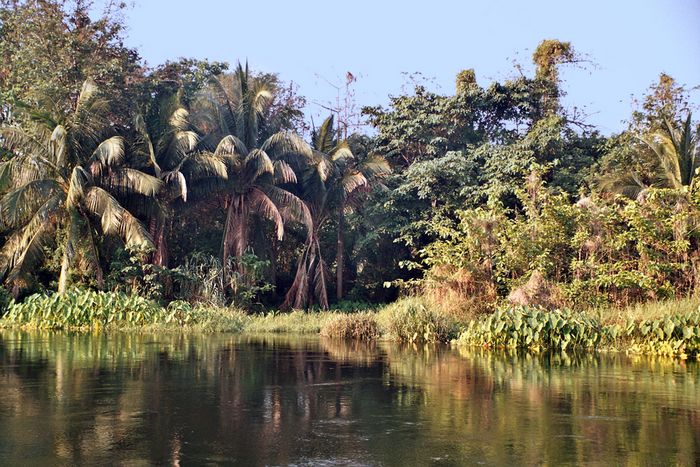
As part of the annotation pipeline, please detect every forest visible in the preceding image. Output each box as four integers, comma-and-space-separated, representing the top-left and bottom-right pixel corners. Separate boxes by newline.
0, 1, 699, 353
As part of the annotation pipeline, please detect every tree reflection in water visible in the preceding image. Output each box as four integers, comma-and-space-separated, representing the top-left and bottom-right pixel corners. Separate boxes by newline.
0, 331, 697, 465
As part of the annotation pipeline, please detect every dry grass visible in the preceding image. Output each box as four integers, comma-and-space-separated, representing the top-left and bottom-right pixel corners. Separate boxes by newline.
591, 295, 700, 325
423, 266, 498, 320
320, 312, 379, 340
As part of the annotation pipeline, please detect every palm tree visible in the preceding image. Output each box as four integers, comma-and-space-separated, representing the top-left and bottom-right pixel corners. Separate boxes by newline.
604, 113, 699, 198
134, 91, 227, 266
196, 63, 311, 268
284, 116, 390, 309
0, 80, 160, 293
642, 113, 699, 191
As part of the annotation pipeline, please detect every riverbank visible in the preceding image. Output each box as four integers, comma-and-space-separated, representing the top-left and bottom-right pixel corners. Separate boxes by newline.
1, 290, 699, 359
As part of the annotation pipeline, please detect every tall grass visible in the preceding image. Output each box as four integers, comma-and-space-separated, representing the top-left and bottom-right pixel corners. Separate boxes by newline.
377, 297, 458, 343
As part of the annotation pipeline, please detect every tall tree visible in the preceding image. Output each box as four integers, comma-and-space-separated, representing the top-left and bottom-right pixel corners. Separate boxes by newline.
134, 90, 227, 266
0, 0, 143, 124
0, 80, 160, 293
284, 116, 389, 309
196, 63, 311, 268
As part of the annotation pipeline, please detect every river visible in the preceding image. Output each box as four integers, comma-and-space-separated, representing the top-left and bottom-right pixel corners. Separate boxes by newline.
0, 331, 697, 465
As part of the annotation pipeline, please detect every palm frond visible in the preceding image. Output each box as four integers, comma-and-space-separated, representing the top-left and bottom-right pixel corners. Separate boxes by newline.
250, 187, 284, 240
49, 125, 68, 167
260, 132, 312, 160
262, 185, 312, 232
0, 179, 62, 229
181, 153, 228, 181
360, 154, 392, 177
66, 166, 92, 208
214, 134, 248, 157
84, 186, 123, 235
330, 142, 354, 162
134, 114, 161, 177
340, 172, 368, 196
244, 149, 274, 181
314, 115, 336, 153
0, 127, 53, 168
107, 168, 163, 197
84, 186, 153, 248
89, 136, 125, 172
0, 195, 61, 281
273, 160, 297, 184
163, 170, 188, 201
169, 107, 191, 131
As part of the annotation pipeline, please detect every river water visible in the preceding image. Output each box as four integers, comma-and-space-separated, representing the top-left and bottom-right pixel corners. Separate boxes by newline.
0, 332, 697, 465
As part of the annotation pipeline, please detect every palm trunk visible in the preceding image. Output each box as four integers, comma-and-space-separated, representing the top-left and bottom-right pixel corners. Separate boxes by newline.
58, 211, 79, 295
153, 221, 169, 267
58, 249, 70, 295
222, 193, 249, 271
336, 205, 345, 301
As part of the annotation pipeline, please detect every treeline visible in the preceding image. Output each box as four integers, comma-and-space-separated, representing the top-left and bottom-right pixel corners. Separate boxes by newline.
0, 1, 697, 313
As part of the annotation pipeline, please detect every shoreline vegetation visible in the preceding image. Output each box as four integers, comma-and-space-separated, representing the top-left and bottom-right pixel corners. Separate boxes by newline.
1, 3, 699, 363
1, 290, 698, 360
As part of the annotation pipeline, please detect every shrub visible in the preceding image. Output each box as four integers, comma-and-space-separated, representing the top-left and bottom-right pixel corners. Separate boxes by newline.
378, 297, 457, 343
457, 307, 604, 351
0, 289, 248, 332
2, 290, 163, 329
456, 304, 700, 358
320, 312, 379, 340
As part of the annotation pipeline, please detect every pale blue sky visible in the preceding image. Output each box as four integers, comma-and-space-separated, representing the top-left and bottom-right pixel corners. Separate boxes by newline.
121, 0, 700, 134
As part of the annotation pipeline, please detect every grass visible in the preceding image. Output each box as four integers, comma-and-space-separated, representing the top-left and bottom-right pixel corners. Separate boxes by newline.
590, 295, 700, 324
245, 310, 339, 333
320, 312, 379, 340
1, 290, 699, 358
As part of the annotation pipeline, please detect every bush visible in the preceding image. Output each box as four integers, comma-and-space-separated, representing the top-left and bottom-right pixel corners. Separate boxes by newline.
0, 290, 247, 331
320, 312, 379, 340
457, 307, 604, 351
378, 297, 457, 343
456, 304, 700, 358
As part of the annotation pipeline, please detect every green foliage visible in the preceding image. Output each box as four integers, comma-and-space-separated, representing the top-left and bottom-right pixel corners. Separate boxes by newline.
0, 285, 11, 314
377, 297, 458, 343
0, 289, 247, 331
0, 0, 142, 124
456, 305, 700, 358
320, 312, 379, 340
2, 289, 163, 329
458, 307, 604, 351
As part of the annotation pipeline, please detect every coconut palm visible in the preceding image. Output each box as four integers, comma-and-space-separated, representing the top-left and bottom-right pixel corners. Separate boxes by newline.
604, 113, 699, 198
134, 91, 227, 266
0, 80, 161, 293
642, 113, 699, 191
284, 116, 390, 309
196, 63, 311, 268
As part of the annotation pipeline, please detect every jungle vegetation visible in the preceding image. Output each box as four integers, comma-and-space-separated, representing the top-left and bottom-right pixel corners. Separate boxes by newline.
0, 0, 698, 326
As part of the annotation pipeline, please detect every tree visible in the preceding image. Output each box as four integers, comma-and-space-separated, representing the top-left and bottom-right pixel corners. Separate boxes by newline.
0, 0, 143, 124
602, 113, 699, 198
196, 63, 311, 269
134, 90, 227, 266
641, 113, 699, 191
0, 80, 160, 294
284, 116, 389, 309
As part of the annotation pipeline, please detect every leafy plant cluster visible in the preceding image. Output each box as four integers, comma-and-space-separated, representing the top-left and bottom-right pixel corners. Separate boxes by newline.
456, 306, 700, 358
0, 289, 248, 331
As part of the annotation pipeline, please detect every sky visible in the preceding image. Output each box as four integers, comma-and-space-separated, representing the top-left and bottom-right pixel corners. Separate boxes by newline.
119, 0, 700, 135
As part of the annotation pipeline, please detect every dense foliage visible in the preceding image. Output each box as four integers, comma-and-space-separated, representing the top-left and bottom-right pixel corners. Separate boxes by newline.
0, 1, 698, 331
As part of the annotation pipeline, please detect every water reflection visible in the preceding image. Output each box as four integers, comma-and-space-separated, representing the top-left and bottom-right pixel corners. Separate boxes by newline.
0, 331, 697, 465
